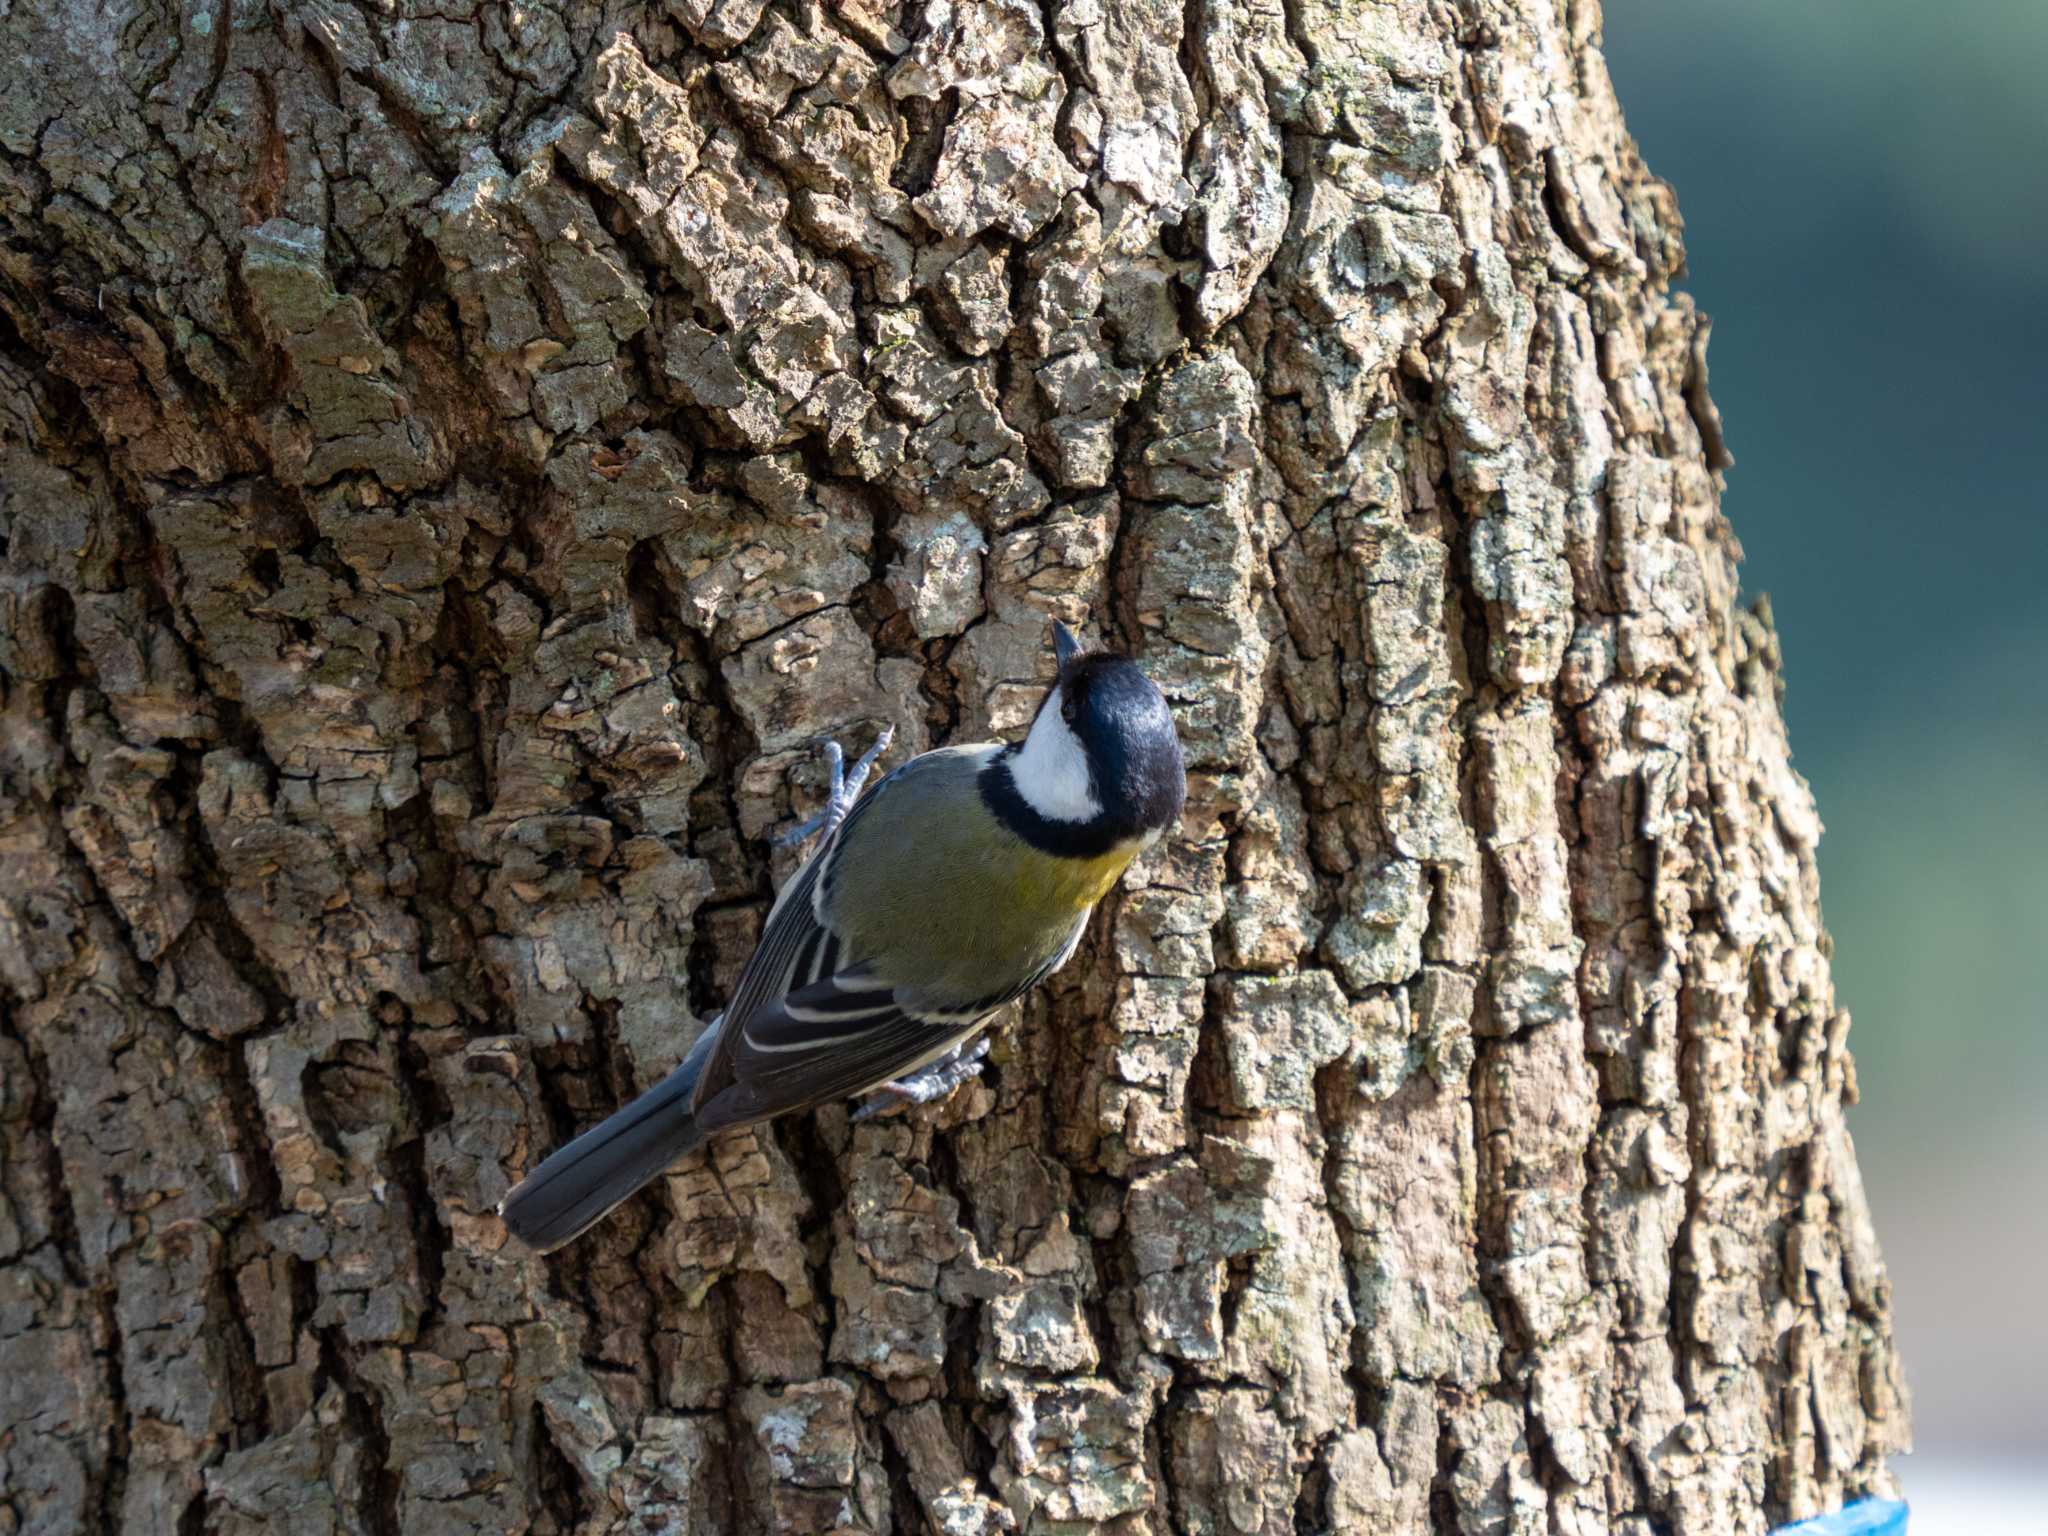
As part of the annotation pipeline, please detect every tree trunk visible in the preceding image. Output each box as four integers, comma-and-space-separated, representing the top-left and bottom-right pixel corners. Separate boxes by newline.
0, 0, 1909, 1532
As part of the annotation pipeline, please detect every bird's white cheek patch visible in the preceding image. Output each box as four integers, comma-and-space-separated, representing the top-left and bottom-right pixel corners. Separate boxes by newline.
1012, 688, 1102, 824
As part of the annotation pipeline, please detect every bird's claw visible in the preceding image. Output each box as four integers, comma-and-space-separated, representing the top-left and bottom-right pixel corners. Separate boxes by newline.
850, 1036, 990, 1122
775, 725, 894, 847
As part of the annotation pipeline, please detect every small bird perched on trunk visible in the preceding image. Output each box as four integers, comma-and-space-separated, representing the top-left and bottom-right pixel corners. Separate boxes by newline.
500, 621, 1186, 1252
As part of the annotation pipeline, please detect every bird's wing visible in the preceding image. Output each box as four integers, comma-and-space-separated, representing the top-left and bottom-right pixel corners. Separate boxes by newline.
690, 751, 922, 1114
692, 970, 980, 1130
711, 839, 830, 1052
693, 910, 1086, 1132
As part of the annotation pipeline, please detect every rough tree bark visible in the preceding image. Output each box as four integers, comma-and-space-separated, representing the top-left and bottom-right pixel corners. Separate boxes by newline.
0, 0, 1908, 1532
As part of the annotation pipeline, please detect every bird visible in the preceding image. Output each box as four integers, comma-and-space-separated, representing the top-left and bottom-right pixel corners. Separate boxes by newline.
499, 620, 1187, 1252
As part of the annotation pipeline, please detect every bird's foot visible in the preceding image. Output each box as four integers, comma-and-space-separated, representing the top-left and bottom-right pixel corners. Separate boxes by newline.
850, 1036, 991, 1122
775, 724, 894, 847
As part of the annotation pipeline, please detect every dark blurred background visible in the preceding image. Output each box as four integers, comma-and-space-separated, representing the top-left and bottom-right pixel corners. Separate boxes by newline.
1602, 2, 2047, 1529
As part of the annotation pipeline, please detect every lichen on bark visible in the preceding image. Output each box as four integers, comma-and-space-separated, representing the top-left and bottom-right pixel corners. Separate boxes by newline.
0, 0, 1905, 1532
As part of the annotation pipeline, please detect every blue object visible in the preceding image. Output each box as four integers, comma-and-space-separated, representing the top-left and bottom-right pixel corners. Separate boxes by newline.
1773, 1499, 1909, 1536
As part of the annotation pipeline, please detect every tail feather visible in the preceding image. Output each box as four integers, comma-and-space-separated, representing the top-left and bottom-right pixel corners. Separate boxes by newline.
500, 1024, 719, 1252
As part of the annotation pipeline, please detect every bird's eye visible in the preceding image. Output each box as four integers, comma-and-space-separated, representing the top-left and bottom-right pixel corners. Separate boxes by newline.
1060, 693, 1079, 726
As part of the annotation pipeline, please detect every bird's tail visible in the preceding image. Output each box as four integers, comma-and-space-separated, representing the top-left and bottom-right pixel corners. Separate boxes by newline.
499, 1021, 718, 1253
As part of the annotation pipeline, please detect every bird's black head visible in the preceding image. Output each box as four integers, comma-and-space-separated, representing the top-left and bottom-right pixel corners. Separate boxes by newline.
1052, 648, 1187, 842
987, 621, 1187, 855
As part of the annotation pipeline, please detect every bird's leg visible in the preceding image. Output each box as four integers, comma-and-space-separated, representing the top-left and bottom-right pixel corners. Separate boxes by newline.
775, 725, 895, 847
850, 1035, 991, 1122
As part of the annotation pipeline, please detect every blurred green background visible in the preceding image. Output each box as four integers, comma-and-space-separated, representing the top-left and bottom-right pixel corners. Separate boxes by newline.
1602, 0, 2048, 1518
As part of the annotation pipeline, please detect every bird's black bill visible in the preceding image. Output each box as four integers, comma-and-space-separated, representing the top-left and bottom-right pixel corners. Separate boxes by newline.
1053, 619, 1083, 669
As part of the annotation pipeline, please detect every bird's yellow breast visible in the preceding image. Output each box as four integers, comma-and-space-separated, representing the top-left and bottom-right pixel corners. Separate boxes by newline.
1008, 842, 1140, 913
